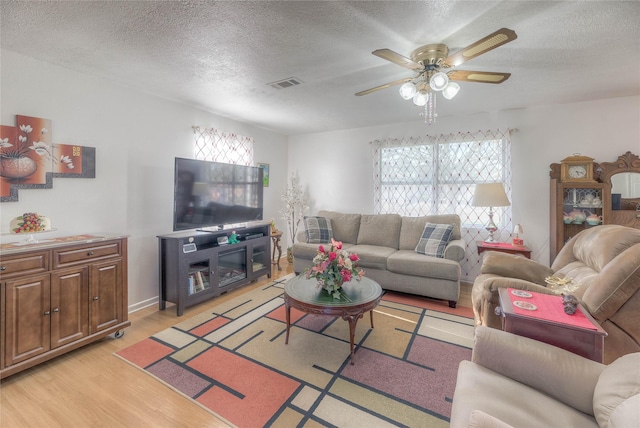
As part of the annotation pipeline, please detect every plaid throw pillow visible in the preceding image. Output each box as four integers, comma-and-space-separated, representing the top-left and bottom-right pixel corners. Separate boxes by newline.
415, 223, 454, 258
304, 216, 333, 243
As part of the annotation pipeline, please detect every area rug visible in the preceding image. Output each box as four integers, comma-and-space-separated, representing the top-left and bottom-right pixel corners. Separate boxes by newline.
115, 274, 474, 427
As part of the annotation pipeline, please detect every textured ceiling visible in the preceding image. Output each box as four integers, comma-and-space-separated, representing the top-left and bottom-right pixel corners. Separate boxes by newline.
1, 1, 639, 135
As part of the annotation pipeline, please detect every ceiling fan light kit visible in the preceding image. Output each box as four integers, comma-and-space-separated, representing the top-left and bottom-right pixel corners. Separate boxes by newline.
429, 72, 449, 91
413, 90, 429, 107
357, 28, 517, 125
399, 82, 417, 100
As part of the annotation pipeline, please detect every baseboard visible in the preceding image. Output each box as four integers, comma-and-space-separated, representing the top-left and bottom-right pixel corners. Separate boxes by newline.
128, 296, 158, 314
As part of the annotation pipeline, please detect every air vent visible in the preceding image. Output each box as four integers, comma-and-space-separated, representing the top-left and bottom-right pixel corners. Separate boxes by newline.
267, 77, 303, 90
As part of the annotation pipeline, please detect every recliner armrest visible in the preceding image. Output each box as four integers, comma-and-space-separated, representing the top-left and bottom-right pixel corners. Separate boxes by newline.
480, 251, 553, 284
472, 326, 604, 415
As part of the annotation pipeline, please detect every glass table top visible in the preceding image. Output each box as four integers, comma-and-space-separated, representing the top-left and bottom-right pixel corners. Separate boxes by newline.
284, 275, 382, 307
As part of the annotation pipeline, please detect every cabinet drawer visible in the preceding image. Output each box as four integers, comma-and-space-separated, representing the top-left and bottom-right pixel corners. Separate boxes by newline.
53, 240, 122, 269
0, 251, 50, 280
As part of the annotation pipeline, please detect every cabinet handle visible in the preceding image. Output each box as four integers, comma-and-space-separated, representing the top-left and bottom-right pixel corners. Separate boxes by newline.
53, 308, 59, 313
87, 251, 95, 256
44, 310, 51, 315
0, 266, 6, 271
93, 296, 99, 301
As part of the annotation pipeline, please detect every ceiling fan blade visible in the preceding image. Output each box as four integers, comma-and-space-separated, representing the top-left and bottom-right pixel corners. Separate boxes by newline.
443, 28, 517, 67
355, 77, 413, 96
372, 49, 423, 71
447, 70, 511, 84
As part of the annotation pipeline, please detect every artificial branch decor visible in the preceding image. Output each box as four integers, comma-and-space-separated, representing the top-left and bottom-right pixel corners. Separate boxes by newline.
280, 172, 308, 248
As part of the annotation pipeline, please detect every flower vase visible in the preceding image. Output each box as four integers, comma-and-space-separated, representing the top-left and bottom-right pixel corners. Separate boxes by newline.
287, 247, 293, 264
0, 156, 38, 179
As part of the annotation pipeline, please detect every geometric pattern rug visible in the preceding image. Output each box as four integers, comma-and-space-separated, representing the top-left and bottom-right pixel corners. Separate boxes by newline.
115, 274, 474, 427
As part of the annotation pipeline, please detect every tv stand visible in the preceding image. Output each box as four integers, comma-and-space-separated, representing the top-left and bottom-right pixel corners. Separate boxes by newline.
157, 223, 271, 316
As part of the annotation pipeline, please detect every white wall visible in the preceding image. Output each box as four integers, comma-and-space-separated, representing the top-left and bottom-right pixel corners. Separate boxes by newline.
288, 96, 640, 276
1, 49, 289, 311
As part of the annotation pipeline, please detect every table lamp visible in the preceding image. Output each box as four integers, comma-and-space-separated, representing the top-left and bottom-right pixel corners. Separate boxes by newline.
513, 223, 524, 246
472, 183, 510, 243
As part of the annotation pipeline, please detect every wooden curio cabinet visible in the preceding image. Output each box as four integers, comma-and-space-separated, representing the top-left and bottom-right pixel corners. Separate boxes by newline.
549, 163, 610, 262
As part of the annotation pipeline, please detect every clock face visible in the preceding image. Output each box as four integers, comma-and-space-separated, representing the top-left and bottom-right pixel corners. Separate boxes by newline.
568, 165, 587, 179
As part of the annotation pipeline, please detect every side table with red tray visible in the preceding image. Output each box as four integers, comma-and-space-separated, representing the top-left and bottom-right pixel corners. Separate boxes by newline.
497, 287, 607, 362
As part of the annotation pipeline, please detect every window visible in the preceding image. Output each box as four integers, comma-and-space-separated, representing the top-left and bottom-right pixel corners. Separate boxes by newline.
192, 126, 254, 166
372, 129, 513, 279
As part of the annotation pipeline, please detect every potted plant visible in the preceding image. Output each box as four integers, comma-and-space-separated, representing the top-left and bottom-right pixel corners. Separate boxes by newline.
280, 172, 308, 263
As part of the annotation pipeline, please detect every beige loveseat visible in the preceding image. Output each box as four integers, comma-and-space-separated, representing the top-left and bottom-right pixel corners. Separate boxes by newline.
451, 326, 640, 428
292, 210, 466, 307
472, 224, 640, 363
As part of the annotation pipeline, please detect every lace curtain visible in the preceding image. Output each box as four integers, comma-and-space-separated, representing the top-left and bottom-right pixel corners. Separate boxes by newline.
372, 129, 513, 280
192, 126, 254, 166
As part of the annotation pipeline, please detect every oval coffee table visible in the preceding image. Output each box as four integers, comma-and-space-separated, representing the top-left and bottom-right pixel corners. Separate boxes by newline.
283, 275, 383, 365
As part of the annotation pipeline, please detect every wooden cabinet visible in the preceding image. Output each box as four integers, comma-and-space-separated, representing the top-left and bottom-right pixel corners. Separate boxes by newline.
158, 223, 271, 316
549, 179, 609, 261
550, 152, 640, 262
0, 236, 129, 379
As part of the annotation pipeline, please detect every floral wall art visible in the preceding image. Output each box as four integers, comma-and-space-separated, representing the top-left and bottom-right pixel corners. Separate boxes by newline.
0, 114, 95, 202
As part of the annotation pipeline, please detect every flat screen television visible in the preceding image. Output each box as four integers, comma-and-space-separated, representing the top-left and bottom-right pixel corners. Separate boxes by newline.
173, 157, 264, 231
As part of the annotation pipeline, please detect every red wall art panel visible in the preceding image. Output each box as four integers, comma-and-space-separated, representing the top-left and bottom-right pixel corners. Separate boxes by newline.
0, 115, 96, 202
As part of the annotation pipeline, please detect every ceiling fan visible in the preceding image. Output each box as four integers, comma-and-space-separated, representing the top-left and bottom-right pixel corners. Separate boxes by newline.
355, 28, 518, 106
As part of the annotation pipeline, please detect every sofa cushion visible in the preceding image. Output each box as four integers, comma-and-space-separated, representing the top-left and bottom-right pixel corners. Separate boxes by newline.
356, 214, 402, 249
303, 216, 333, 243
399, 215, 461, 250
468, 410, 514, 428
317, 210, 361, 244
387, 250, 460, 281
415, 223, 454, 257
292, 241, 354, 260
348, 245, 396, 270
593, 352, 640, 427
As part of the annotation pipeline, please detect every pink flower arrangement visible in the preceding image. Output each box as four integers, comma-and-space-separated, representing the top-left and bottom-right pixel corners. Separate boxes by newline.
304, 238, 365, 298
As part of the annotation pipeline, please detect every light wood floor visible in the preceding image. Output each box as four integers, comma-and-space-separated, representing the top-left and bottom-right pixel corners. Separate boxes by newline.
0, 260, 472, 427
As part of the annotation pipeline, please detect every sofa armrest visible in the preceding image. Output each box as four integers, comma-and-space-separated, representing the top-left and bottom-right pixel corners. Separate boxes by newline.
295, 230, 307, 243
444, 239, 466, 262
472, 326, 604, 415
480, 251, 553, 284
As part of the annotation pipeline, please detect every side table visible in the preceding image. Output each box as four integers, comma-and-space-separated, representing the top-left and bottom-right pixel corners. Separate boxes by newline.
270, 231, 283, 270
498, 288, 607, 362
477, 241, 531, 259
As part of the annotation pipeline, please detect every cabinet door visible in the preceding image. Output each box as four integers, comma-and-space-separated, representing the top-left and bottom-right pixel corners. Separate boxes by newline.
184, 251, 214, 298
248, 239, 270, 277
89, 259, 123, 334
4, 273, 51, 366
51, 266, 89, 348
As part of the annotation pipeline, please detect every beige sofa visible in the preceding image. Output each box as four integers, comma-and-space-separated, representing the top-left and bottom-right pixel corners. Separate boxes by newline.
292, 210, 466, 307
472, 224, 640, 364
451, 326, 640, 428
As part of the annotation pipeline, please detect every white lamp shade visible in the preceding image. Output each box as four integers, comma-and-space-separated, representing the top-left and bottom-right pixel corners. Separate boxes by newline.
399, 82, 417, 100
442, 82, 460, 99
513, 224, 524, 235
471, 183, 510, 207
412, 90, 429, 106
429, 72, 449, 91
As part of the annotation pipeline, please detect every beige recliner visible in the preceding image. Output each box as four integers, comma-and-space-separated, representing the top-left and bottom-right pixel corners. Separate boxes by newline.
472, 224, 640, 363
450, 326, 640, 428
